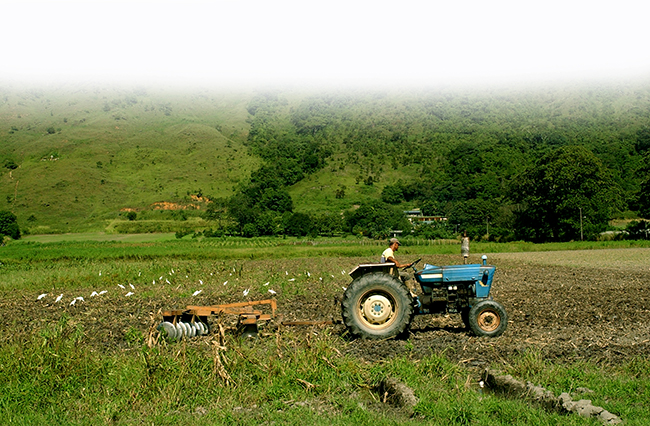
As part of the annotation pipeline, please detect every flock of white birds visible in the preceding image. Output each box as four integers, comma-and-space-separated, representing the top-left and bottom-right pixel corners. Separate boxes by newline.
35, 267, 350, 306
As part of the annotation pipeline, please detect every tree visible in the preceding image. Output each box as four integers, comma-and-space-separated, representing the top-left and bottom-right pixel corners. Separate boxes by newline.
345, 200, 411, 239
203, 197, 228, 222
636, 153, 650, 218
227, 163, 294, 234
419, 200, 440, 216
381, 184, 404, 204
313, 212, 345, 236
447, 199, 498, 240
510, 146, 622, 242
635, 127, 650, 154
335, 185, 346, 199
227, 194, 259, 232
255, 211, 282, 236
0, 211, 20, 240
284, 212, 313, 237
260, 188, 293, 213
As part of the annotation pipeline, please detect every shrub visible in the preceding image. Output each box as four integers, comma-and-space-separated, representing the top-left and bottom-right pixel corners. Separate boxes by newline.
412, 223, 454, 240
0, 210, 20, 239
625, 220, 650, 240
3, 159, 18, 170
172, 210, 187, 221
242, 223, 259, 238
203, 228, 224, 238
175, 230, 191, 239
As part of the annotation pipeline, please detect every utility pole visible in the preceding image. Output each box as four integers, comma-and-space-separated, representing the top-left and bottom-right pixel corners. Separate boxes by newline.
579, 207, 583, 241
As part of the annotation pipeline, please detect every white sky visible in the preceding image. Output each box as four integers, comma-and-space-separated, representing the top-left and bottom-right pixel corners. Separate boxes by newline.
1, 0, 649, 88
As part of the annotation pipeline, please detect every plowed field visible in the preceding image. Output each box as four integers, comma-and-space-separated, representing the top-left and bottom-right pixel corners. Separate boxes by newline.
4, 249, 649, 368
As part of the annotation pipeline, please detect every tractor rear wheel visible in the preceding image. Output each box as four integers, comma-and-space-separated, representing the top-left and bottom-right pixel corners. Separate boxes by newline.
468, 300, 507, 337
341, 272, 414, 339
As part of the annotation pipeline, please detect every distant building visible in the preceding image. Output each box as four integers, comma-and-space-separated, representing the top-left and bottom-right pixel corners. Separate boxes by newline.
403, 209, 447, 224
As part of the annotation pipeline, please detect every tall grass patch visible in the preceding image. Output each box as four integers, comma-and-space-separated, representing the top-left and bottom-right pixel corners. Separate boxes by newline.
1, 322, 615, 425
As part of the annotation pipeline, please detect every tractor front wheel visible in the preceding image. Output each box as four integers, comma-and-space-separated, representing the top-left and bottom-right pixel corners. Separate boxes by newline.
468, 300, 507, 337
341, 272, 414, 339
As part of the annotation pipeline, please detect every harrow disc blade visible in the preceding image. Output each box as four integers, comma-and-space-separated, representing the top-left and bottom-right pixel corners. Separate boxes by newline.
158, 321, 178, 340
176, 322, 185, 338
192, 322, 202, 336
182, 322, 191, 337
198, 322, 208, 335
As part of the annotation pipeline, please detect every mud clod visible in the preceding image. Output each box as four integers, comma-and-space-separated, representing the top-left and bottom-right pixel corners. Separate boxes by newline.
485, 370, 622, 424
376, 378, 418, 413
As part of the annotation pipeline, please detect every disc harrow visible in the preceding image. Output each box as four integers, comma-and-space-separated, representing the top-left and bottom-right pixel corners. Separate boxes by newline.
158, 299, 278, 340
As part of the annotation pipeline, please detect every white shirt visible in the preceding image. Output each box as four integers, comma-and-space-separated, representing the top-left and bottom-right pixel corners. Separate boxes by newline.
380, 247, 394, 263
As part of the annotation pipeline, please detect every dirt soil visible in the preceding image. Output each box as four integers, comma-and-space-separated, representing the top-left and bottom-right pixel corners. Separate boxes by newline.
343, 259, 650, 368
4, 251, 650, 368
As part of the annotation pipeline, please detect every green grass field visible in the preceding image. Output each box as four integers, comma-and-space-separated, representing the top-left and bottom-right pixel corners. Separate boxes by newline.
1, 238, 649, 424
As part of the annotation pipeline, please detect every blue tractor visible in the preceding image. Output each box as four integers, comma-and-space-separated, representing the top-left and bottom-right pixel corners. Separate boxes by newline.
341, 255, 507, 339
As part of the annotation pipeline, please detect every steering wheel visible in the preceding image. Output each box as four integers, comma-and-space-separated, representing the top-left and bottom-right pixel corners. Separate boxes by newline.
405, 258, 422, 270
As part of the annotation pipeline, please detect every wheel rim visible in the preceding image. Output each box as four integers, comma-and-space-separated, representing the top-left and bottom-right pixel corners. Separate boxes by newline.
477, 308, 501, 332
358, 291, 396, 330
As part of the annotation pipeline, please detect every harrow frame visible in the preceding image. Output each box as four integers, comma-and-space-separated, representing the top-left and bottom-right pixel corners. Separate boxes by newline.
161, 299, 279, 339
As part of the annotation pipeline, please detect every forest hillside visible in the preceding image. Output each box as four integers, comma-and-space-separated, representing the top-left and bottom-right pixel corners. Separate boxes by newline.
2, 80, 650, 241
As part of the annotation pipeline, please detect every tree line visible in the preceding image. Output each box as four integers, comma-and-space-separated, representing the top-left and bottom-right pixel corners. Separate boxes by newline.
205, 84, 650, 242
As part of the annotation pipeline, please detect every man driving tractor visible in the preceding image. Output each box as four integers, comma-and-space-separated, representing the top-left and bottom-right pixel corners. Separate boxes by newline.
380, 238, 417, 293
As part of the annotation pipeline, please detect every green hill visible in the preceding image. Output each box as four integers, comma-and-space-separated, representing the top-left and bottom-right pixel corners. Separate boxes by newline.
1, 83, 258, 233
2, 80, 650, 237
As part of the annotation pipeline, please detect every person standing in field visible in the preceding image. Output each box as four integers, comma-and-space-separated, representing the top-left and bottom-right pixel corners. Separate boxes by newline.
461, 231, 470, 264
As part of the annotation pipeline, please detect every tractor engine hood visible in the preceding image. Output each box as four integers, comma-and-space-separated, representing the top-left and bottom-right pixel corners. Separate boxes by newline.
415, 263, 496, 298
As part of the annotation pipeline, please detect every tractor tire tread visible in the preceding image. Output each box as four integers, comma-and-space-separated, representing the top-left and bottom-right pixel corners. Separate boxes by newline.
341, 272, 414, 339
